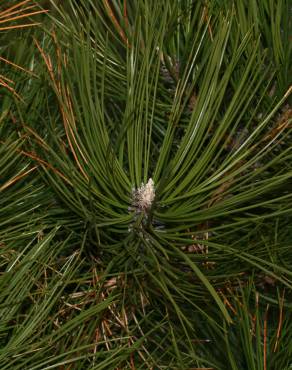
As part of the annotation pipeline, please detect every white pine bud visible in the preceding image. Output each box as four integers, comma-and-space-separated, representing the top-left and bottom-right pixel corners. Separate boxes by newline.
132, 178, 155, 212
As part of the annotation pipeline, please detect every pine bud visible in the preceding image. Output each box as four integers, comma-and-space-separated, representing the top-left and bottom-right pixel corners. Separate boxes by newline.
131, 178, 155, 213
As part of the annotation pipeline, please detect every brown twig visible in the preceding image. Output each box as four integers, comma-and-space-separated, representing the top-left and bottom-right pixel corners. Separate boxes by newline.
0, 23, 41, 31
21, 149, 71, 185
103, 0, 129, 47
35, 37, 89, 181
263, 304, 269, 370
0, 79, 23, 100
273, 289, 285, 352
0, 0, 33, 16
0, 166, 37, 191
0, 9, 48, 25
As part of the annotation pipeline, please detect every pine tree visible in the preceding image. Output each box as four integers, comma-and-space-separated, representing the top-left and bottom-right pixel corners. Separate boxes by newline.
0, 1, 291, 368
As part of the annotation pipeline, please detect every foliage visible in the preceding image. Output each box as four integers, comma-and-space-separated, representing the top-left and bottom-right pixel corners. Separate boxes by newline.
0, 0, 292, 368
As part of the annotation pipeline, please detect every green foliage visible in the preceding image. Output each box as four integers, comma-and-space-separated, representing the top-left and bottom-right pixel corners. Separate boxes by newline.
0, 0, 292, 368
